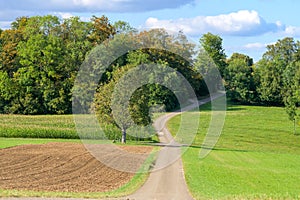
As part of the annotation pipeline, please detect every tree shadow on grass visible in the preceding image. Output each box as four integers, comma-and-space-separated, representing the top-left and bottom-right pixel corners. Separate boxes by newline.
142, 143, 252, 153
188, 145, 252, 153
197, 103, 246, 112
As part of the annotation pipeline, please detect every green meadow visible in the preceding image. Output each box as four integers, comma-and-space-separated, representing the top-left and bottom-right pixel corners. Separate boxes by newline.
168, 101, 300, 199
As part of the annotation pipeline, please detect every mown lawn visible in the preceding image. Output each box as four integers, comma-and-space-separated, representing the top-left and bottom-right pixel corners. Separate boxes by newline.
168, 100, 300, 199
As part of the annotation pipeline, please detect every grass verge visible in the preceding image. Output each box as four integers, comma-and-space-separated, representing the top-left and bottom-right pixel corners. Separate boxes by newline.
0, 137, 80, 149
168, 100, 300, 199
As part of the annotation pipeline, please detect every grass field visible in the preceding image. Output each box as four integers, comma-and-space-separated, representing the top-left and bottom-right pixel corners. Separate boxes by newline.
168, 100, 300, 199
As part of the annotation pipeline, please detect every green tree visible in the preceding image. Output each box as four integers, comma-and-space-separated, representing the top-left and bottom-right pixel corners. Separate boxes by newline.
126, 49, 179, 110
112, 71, 150, 143
0, 17, 28, 112
283, 61, 300, 134
94, 65, 151, 143
113, 20, 136, 34
60, 17, 94, 113
0, 15, 124, 114
194, 48, 219, 93
21, 15, 61, 39
93, 29, 199, 142
15, 16, 68, 114
225, 53, 257, 103
0, 71, 16, 113
257, 37, 300, 133
135, 29, 203, 98
257, 37, 298, 105
199, 32, 227, 77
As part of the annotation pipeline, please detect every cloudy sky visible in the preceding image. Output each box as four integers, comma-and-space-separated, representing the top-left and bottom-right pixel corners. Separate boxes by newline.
1, 0, 299, 61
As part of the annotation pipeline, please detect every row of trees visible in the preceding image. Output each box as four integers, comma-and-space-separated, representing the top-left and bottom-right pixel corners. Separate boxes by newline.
200, 33, 299, 133
0, 15, 117, 114
0, 15, 299, 140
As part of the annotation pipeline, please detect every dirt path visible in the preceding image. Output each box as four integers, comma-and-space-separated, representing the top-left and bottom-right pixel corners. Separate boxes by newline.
124, 93, 225, 200
126, 112, 194, 200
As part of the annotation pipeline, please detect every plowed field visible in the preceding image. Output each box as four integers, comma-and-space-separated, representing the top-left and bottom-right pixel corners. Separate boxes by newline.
0, 142, 152, 193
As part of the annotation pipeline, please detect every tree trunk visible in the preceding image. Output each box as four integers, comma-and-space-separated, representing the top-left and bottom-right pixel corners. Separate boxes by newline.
121, 128, 126, 144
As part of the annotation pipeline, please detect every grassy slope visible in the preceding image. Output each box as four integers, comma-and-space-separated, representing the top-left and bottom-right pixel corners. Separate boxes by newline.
168, 101, 300, 199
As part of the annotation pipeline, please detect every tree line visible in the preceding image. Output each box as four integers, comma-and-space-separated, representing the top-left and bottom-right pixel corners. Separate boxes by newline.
0, 15, 117, 114
201, 33, 299, 133
0, 15, 299, 138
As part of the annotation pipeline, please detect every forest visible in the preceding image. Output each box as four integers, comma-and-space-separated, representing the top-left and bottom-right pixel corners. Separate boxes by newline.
0, 15, 299, 133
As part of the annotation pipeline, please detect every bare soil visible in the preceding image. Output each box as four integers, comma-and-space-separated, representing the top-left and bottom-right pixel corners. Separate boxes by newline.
0, 142, 152, 193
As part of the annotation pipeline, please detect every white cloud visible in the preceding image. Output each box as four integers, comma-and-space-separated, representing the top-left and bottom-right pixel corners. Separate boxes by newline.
205, 10, 261, 32
283, 26, 300, 37
241, 42, 276, 51
55, 12, 74, 19
145, 10, 283, 37
243, 42, 267, 50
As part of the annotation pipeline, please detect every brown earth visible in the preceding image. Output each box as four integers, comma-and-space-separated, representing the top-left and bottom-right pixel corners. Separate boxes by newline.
0, 142, 152, 193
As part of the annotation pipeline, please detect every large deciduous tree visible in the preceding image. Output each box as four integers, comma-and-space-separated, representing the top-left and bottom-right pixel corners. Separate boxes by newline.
199, 32, 227, 77
257, 37, 298, 105
94, 65, 151, 143
257, 37, 300, 133
225, 53, 257, 103
15, 16, 66, 114
283, 61, 300, 134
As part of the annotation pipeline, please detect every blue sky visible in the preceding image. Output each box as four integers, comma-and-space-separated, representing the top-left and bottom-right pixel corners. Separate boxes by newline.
1, 0, 300, 62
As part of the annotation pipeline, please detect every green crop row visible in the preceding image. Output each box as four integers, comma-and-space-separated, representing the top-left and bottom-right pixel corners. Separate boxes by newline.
0, 114, 156, 141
